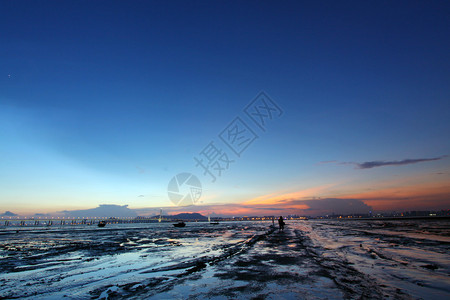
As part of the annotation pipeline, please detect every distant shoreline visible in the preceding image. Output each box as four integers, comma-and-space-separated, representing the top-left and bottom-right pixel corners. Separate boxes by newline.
333, 216, 450, 221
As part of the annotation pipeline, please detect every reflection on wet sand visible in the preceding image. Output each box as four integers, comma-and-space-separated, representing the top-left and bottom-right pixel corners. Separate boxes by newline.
0, 220, 449, 299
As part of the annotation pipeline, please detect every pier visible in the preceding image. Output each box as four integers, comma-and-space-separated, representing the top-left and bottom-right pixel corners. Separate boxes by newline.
1, 216, 163, 227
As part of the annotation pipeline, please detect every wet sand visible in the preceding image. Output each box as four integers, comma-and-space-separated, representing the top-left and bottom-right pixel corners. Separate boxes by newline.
0, 220, 449, 299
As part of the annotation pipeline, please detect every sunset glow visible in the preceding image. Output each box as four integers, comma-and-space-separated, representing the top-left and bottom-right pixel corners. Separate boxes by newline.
1, 1, 449, 217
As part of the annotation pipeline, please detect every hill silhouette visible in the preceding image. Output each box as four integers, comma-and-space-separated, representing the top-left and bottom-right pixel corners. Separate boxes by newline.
171, 213, 207, 220
1, 211, 18, 217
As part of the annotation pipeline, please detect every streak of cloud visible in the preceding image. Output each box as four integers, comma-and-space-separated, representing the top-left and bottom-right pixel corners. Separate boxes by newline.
355, 156, 446, 169
321, 156, 447, 169
317, 160, 337, 165
136, 166, 145, 174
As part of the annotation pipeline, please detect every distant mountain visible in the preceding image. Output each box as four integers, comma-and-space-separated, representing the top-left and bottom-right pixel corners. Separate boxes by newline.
62, 204, 138, 218
34, 213, 52, 217
171, 213, 207, 220
1, 211, 18, 217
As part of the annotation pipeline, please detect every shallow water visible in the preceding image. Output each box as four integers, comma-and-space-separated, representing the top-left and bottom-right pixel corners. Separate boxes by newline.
0, 220, 449, 299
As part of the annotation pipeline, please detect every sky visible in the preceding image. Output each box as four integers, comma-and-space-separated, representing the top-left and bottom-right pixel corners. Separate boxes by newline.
1, 0, 449, 217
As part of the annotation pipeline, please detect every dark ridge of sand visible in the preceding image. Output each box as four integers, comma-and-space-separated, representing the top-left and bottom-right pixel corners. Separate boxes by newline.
123, 226, 386, 299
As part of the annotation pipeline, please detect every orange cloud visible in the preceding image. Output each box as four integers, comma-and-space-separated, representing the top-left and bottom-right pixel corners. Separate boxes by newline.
343, 180, 450, 211
243, 183, 337, 206
136, 174, 449, 217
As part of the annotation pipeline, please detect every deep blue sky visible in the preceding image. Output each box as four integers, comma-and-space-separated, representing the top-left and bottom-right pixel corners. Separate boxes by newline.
1, 1, 449, 215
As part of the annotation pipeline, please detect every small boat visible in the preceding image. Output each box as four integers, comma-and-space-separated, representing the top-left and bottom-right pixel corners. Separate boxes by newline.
209, 216, 219, 225
173, 221, 185, 227
98, 221, 106, 227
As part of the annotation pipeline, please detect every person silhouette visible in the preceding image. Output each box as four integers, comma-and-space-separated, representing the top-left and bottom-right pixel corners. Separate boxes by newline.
278, 216, 285, 231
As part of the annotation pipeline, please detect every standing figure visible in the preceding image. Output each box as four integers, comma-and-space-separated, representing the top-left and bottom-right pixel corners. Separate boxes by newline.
278, 216, 285, 231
